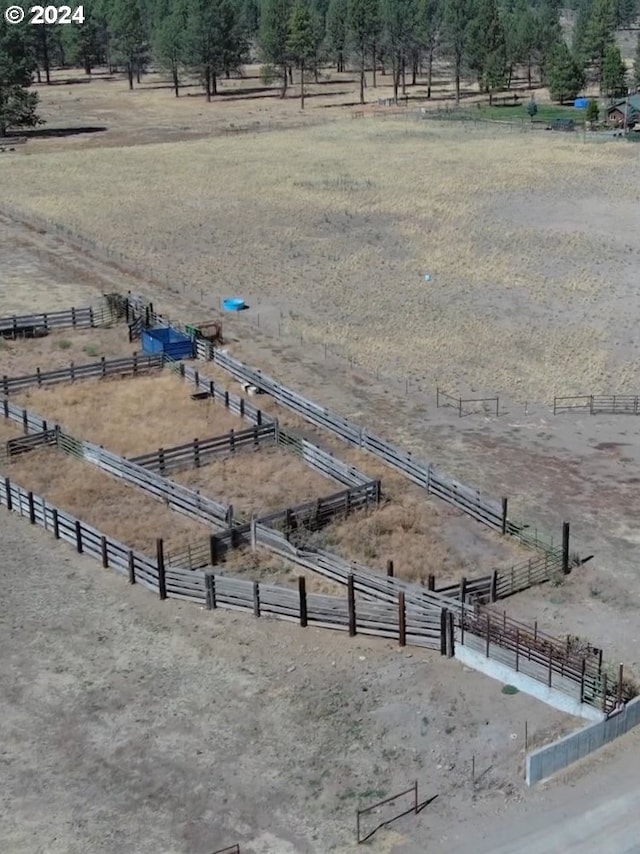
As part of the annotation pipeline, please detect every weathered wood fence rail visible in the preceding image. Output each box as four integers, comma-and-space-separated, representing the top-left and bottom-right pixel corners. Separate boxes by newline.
0, 303, 116, 337
0, 475, 442, 650
128, 424, 278, 473
2, 353, 164, 394
211, 350, 557, 554
553, 395, 640, 415
2, 399, 234, 528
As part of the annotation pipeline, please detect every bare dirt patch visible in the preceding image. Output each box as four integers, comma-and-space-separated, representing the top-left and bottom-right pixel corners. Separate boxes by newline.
12, 372, 244, 456
1, 508, 581, 854
0, 448, 209, 554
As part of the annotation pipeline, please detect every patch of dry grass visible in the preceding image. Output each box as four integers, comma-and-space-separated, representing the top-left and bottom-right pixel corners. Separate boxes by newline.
2, 117, 639, 403
1, 325, 137, 377
220, 546, 345, 595
0, 448, 209, 554
175, 445, 341, 517
13, 372, 244, 455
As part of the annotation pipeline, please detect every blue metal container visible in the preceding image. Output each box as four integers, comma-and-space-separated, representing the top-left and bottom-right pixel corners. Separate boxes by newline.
141, 326, 194, 359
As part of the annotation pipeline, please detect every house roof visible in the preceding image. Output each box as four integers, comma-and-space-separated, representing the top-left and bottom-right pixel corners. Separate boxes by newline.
608, 94, 640, 115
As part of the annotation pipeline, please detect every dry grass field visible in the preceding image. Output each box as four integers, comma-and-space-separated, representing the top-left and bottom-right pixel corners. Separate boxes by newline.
12, 373, 244, 456
2, 71, 640, 405
0, 325, 138, 377
0, 446, 208, 554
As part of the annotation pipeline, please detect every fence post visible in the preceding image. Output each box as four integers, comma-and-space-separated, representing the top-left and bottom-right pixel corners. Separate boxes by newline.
36, 366, 41, 387
229, 429, 235, 452
75, 520, 83, 553
70, 361, 75, 382
459, 576, 467, 603
128, 550, 136, 584
27, 491, 35, 524
206, 572, 216, 609
427, 574, 435, 591
398, 592, 406, 646
253, 581, 261, 617
2, 375, 8, 395
548, 646, 553, 687
52, 507, 59, 539
579, 658, 586, 703
602, 673, 608, 712
156, 538, 167, 600
617, 664, 624, 709
224, 390, 229, 408
440, 609, 448, 655
71, 306, 77, 327
299, 576, 308, 627
590, 395, 594, 415
515, 629, 520, 672
101, 535, 109, 568
158, 448, 165, 475
209, 535, 218, 565
193, 438, 200, 468
386, 559, 394, 578
447, 611, 455, 657
486, 616, 491, 657
562, 522, 570, 574
250, 518, 257, 551
501, 497, 508, 535
22, 408, 28, 434
4, 476, 11, 511
347, 574, 356, 636
490, 570, 498, 602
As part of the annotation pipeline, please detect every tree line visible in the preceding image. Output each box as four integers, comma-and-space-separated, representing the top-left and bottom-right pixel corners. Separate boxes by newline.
1, 0, 639, 135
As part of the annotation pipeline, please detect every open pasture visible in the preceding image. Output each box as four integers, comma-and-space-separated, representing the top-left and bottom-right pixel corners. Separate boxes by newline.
3, 90, 640, 404
0, 447, 208, 554
12, 372, 244, 457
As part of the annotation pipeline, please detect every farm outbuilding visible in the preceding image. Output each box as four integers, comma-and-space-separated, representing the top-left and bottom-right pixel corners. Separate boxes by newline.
141, 326, 194, 360
607, 95, 640, 128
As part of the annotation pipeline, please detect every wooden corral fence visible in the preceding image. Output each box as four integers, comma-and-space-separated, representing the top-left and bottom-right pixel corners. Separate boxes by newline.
1, 399, 234, 529
458, 605, 628, 715
128, 424, 278, 474
165, 482, 380, 569
0, 475, 444, 650
0, 302, 117, 338
211, 350, 558, 556
435, 550, 565, 604
436, 387, 500, 417
1, 353, 164, 395
553, 395, 640, 416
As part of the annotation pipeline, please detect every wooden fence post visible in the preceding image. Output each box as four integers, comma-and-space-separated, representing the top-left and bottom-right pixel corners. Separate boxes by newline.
209, 535, 218, 565
427, 574, 435, 591
75, 520, 83, 553
250, 518, 257, 551
253, 581, 261, 617
579, 658, 586, 703
4, 476, 11, 511
128, 550, 136, 584
398, 592, 406, 647
386, 559, 394, 578
347, 574, 356, 637
229, 429, 235, 452
156, 538, 167, 600
447, 611, 455, 658
562, 522, 570, 574
240, 398, 245, 418
205, 573, 217, 609
617, 664, 624, 709
52, 508, 59, 539
490, 570, 498, 602
548, 646, 553, 687
27, 491, 35, 524
486, 616, 491, 657
440, 609, 448, 656
459, 576, 467, 603
299, 576, 308, 627
257, 409, 262, 426
501, 497, 508, 535
101, 356, 106, 377
193, 438, 200, 468
158, 448, 165, 475
22, 408, 28, 434
515, 629, 520, 672
101, 535, 109, 568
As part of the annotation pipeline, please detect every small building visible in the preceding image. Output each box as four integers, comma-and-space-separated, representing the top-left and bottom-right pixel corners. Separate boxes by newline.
607, 95, 640, 128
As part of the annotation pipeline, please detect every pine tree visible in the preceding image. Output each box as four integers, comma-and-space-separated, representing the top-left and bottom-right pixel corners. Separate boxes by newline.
327, 0, 348, 71
0, 11, 43, 137
602, 42, 627, 95
381, 0, 415, 100
547, 40, 585, 102
260, 0, 293, 96
347, 0, 379, 104
584, 0, 616, 92
153, 0, 189, 95
442, 0, 474, 104
288, 0, 315, 107
110, 0, 148, 89
634, 31, 640, 91
415, 0, 441, 98
467, 0, 506, 102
